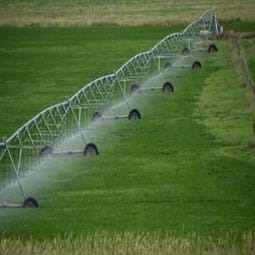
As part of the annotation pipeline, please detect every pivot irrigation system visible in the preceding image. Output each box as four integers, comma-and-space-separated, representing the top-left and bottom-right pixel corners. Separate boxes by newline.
0, 9, 222, 208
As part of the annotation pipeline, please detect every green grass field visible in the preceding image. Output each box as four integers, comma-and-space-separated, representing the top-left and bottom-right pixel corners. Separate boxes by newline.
0, 25, 181, 138
0, 1, 255, 254
1, 39, 255, 241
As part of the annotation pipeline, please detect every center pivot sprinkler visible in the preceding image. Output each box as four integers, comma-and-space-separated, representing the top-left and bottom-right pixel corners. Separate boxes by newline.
0, 9, 222, 208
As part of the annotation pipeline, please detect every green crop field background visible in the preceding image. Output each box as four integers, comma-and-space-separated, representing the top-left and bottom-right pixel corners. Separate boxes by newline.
0, 1, 255, 254
0, 25, 181, 138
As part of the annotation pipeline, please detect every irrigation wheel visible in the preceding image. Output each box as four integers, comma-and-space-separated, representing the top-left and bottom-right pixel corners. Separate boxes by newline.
92, 111, 102, 121
192, 61, 202, 70
23, 197, 39, 208
128, 109, 142, 120
130, 84, 140, 94
84, 143, 99, 156
162, 82, 174, 93
39, 145, 52, 157
164, 62, 171, 69
182, 47, 190, 55
208, 44, 218, 53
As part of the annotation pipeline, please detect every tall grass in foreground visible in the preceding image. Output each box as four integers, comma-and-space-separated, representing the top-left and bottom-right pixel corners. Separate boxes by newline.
0, 232, 254, 255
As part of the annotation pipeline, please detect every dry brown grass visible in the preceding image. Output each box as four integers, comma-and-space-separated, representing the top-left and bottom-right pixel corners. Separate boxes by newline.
0, 232, 254, 255
0, 0, 255, 27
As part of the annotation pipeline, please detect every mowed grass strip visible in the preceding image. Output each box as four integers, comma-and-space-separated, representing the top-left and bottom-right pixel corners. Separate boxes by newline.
0, 25, 181, 138
0, 41, 255, 239
0, 0, 255, 26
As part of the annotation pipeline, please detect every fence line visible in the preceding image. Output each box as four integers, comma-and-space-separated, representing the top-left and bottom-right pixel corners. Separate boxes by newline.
232, 38, 255, 93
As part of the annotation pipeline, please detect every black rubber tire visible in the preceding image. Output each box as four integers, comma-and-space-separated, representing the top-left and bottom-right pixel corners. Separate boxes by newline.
162, 82, 174, 93
23, 197, 39, 208
84, 143, 99, 156
182, 47, 190, 55
92, 111, 102, 121
192, 61, 202, 70
208, 44, 218, 53
128, 109, 142, 120
130, 84, 140, 94
164, 62, 171, 69
39, 145, 52, 157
